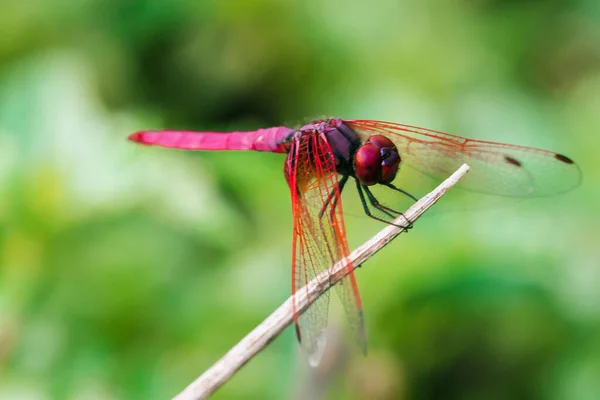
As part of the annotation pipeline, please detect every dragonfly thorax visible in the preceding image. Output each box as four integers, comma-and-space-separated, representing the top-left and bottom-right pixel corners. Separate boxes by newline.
316, 119, 401, 186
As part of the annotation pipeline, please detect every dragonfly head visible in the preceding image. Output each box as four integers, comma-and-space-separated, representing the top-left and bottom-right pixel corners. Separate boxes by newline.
354, 135, 401, 186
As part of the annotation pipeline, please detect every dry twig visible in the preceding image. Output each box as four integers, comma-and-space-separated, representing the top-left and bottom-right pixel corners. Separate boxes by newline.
173, 164, 470, 400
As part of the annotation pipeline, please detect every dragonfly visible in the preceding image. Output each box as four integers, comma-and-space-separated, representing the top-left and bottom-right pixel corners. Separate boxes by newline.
128, 117, 581, 365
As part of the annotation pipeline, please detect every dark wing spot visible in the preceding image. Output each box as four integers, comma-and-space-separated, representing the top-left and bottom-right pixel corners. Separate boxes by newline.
504, 155, 522, 167
554, 153, 574, 164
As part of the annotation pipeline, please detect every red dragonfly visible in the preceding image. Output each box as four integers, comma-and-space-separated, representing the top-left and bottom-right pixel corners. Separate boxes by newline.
128, 118, 580, 365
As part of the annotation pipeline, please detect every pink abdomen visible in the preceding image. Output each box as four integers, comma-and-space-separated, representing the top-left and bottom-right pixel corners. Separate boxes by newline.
128, 126, 293, 153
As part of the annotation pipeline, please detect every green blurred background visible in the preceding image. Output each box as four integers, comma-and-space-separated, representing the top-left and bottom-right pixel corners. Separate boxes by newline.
1, 1, 599, 399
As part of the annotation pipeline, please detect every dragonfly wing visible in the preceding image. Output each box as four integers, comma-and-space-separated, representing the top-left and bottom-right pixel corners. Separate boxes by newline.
345, 120, 581, 197
334, 271, 367, 356
286, 132, 366, 366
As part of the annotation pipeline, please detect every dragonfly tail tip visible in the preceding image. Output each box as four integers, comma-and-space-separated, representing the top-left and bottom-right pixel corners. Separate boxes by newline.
128, 132, 144, 143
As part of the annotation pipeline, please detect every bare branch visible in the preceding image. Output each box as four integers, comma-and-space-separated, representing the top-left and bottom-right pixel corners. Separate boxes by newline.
173, 164, 470, 400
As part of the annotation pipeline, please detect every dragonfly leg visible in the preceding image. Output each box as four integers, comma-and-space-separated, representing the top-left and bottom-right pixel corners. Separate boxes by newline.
362, 186, 405, 218
328, 175, 348, 222
318, 175, 349, 222
355, 180, 412, 231
383, 183, 418, 202
363, 187, 413, 231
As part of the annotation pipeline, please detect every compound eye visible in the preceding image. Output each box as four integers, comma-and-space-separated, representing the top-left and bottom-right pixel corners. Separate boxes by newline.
379, 147, 400, 183
354, 143, 382, 186
368, 135, 395, 149
371, 135, 400, 183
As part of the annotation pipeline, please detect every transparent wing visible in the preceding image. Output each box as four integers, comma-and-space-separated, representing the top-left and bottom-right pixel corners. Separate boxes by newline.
286, 133, 367, 366
345, 120, 581, 197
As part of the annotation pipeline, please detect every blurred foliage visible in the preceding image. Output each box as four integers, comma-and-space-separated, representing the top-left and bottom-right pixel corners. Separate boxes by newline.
1, 0, 599, 399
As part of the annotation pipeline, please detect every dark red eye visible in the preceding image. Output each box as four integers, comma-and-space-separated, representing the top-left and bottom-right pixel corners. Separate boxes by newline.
379, 147, 400, 183
368, 135, 395, 150
354, 143, 381, 186
353, 135, 401, 185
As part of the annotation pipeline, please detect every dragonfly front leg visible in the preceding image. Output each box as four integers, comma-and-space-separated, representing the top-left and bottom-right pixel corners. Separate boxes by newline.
383, 183, 418, 202
362, 186, 414, 227
355, 180, 412, 231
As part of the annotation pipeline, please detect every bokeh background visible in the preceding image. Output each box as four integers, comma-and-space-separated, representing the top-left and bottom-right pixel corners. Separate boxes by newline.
1, 1, 599, 399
